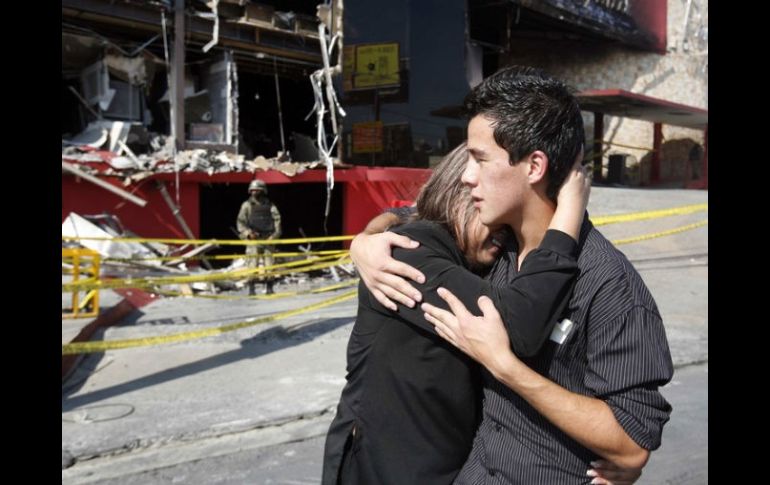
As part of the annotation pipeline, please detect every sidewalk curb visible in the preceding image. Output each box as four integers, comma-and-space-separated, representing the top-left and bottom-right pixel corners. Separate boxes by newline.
63, 408, 336, 479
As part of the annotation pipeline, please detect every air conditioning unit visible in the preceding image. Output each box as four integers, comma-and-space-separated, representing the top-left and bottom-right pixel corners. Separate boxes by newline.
102, 79, 142, 121
79, 60, 110, 107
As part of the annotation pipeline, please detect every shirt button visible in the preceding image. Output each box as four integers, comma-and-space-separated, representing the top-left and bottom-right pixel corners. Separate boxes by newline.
494, 424, 502, 432
489, 470, 496, 477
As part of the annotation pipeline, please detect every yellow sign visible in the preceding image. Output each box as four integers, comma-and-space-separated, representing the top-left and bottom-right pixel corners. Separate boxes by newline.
352, 121, 384, 153
354, 43, 400, 89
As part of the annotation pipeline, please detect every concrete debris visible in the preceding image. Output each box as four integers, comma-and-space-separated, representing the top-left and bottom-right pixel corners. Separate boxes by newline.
191, 282, 211, 291
274, 161, 303, 177
63, 121, 148, 153
124, 171, 154, 185
213, 151, 245, 170
224, 256, 247, 272
104, 53, 150, 86
62, 213, 163, 263
246, 155, 271, 171
60, 213, 224, 280
149, 135, 175, 161
108, 122, 132, 153
165, 243, 217, 267
62, 104, 332, 182
65, 66, 331, 179
63, 54, 323, 183
63, 123, 109, 148
107, 156, 139, 170
61, 147, 105, 163
62, 141, 334, 182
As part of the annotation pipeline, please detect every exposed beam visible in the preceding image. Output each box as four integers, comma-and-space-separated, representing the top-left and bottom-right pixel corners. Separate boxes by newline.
62, 161, 148, 207
62, 0, 321, 63
172, 0, 185, 152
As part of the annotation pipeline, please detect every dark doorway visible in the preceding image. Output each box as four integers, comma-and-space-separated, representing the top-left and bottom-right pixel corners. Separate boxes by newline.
199, 181, 344, 267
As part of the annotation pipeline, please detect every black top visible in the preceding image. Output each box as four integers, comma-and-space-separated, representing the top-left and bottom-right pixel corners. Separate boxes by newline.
455, 219, 674, 484
322, 220, 579, 485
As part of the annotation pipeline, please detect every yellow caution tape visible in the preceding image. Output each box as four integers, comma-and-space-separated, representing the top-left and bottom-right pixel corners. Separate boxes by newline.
610, 220, 708, 245
63, 255, 352, 292
155, 278, 360, 301
61, 220, 708, 354
62, 204, 706, 251
593, 203, 707, 226
62, 234, 354, 246
62, 204, 708, 292
104, 250, 349, 263
250, 256, 352, 278
62, 288, 359, 355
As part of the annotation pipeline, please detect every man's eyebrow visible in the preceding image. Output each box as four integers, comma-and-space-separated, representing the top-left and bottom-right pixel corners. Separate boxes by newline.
468, 147, 487, 157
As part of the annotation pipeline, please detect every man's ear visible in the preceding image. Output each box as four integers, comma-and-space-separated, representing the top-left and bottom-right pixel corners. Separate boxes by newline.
526, 150, 549, 185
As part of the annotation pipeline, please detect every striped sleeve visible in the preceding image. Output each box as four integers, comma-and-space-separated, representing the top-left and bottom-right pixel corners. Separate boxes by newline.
585, 304, 674, 450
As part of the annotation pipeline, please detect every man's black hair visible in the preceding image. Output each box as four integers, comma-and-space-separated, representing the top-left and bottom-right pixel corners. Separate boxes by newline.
463, 66, 584, 201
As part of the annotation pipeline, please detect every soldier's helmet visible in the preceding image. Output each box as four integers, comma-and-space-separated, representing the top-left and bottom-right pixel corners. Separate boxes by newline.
248, 179, 267, 194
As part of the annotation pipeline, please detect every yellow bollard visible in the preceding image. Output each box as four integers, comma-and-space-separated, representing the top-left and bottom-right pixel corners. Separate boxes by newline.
62, 248, 100, 319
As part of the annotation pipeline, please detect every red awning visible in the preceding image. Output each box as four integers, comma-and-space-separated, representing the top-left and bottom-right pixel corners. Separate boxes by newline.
576, 89, 707, 129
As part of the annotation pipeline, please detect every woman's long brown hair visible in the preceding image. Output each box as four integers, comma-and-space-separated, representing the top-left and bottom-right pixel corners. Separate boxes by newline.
414, 142, 475, 252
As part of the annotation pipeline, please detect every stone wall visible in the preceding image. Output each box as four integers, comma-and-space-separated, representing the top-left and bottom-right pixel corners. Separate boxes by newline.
499, 0, 707, 185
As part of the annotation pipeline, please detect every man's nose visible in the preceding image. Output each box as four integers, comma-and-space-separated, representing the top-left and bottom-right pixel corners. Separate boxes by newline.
462, 159, 478, 186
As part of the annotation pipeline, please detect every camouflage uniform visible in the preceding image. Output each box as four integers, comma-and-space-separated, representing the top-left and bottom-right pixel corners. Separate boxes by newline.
237, 181, 281, 295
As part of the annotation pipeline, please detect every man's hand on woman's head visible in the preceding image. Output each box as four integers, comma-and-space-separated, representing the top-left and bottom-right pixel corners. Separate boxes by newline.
557, 152, 591, 212
350, 232, 425, 311
550, 151, 592, 241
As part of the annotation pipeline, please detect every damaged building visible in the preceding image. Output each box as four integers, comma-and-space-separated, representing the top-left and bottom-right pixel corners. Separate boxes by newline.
62, 0, 430, 260
62, 0, 707, 258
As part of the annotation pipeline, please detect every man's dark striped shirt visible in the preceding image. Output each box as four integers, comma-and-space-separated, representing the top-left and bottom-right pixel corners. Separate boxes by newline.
454, 218, 674, 484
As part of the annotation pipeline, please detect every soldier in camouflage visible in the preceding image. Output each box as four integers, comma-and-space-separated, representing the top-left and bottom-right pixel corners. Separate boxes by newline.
237, 179, 282, 295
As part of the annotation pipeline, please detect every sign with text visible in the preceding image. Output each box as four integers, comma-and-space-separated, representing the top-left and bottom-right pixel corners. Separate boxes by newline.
353, 43, 400, 89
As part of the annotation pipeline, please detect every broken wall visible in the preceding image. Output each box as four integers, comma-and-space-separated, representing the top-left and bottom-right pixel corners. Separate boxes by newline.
62, 175, 200, 239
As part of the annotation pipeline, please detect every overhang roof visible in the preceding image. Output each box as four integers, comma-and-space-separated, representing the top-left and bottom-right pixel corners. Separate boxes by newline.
576, 89, 708, 129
